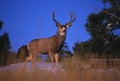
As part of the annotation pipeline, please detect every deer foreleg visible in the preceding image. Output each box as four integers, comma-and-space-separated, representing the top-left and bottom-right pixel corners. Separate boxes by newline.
55, 53, 59, 69
49, 53, 55, 69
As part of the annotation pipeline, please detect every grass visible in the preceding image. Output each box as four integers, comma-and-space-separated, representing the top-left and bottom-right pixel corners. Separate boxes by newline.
0, 54, 120, 81
0, 68, 120, 81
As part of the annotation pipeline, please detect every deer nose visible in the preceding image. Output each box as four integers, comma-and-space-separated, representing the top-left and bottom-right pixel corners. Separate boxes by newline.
62, 28, 66, 32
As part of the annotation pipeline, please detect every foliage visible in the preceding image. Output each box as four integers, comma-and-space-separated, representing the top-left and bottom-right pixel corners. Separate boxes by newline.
0, 20, 11, 66
0, 32, 11, 51
73, 0, 120, 58
59, 42, 73, 57
0, 21, 3, 30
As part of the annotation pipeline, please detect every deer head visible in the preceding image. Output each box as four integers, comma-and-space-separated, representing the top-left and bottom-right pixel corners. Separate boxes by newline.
52, 11, 76, 36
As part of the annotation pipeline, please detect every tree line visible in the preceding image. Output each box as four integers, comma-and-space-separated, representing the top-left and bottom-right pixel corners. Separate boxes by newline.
0, 21, 13, 66
73, 0, 120, 59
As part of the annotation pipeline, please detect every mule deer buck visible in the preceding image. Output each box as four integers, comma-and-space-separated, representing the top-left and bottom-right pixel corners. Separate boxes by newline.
24, 11, 76, 69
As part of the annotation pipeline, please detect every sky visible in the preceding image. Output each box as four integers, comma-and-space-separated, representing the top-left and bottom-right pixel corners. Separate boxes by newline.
0, 0, 104, 52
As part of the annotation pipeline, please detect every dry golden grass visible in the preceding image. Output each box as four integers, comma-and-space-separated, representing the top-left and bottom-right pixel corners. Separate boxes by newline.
0, 68, 120, 81
0, 54, 120, 81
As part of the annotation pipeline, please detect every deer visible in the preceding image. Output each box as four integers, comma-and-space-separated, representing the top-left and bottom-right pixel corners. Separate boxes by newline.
24, 11, 76, 69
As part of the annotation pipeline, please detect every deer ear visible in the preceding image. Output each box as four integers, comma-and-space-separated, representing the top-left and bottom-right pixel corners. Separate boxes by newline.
56, 23, 61, 28
65, 23, 72, 28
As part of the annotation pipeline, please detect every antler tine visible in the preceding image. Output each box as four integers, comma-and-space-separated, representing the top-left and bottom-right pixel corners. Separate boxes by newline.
65, 11, 76, 28
52, 11, 55, 18
52, 11, 61, 28
68, 11, 76, 24
70, 11, 74, 20
70, 11, 76, 23
52, 11, 56, 22
52, 11, 60, 24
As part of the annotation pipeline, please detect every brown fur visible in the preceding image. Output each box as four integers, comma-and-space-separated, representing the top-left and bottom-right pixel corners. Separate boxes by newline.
24, 12, 76, 69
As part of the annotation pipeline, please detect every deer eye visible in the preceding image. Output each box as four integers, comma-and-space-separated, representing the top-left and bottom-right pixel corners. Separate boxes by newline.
61, 27, 66, 30
64, 27, 67, 29
65, 26, 67, 29
62, 26, 67, 29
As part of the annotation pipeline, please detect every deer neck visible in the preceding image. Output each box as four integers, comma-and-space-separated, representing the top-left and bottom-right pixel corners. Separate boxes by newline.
56, 32, 66, 46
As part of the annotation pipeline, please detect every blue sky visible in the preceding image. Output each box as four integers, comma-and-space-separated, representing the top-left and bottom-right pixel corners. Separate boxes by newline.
0, 0, 104, 52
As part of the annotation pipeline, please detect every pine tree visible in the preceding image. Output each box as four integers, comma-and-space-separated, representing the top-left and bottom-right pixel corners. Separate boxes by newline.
73, 0, 120, 58
0, 21, 11, 66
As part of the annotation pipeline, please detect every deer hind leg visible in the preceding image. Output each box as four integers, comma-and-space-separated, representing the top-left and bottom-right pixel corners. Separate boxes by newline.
31, 55, 37, 69
55, 53, 59, 69
23, 52, 32, 69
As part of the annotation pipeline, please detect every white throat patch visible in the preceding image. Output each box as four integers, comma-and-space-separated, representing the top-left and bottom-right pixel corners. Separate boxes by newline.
60, 32, 65, 36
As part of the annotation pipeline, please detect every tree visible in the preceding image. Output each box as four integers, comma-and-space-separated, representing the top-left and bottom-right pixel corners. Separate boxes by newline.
73, 0, 120, 58
0, 32, 11, 52
0, 21, 3, 30
0, 20, 11, 66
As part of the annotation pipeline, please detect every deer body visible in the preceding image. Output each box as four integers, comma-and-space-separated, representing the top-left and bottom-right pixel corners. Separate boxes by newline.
28, 34, 65, 55
24, 11, 76, 69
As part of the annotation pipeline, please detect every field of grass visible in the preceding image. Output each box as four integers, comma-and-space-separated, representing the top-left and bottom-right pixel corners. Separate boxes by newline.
0, 55, 120, 81
0, 68, 120, 81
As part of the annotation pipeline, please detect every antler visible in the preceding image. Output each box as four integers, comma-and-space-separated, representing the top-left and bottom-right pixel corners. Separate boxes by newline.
66, 11, 76, 28
70, 11, 76, 23
52, 11, 60, 24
